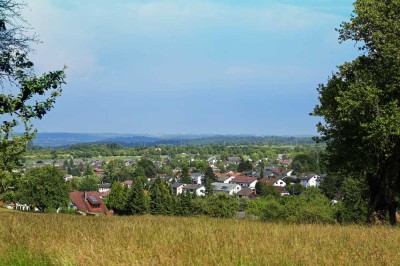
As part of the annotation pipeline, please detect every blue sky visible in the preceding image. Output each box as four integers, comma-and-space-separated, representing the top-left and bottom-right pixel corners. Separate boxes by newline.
24, 0, 358, 135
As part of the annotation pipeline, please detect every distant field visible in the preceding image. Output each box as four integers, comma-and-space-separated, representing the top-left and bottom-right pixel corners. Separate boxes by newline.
0, 209, 399, 265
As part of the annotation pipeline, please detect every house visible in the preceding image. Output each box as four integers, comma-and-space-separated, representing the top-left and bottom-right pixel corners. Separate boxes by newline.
282, 169, 294, 177
160, 175, 174, 183
190, 173, 204, 184
171, 183, 186, 195
226, 157, 242, 165
275, 186, 290, 196
259, 177, 286, 187
121, 180, 133, 189
69, 191, 108, 215
298, 174, 320, 187
230, 176, 258, 189
236, 188, 256, 199
182, 184, 205, 196
216, 175, 234, 183
211, 182, 242, 195
98, 183, 111, 193
64, 174, 73, 182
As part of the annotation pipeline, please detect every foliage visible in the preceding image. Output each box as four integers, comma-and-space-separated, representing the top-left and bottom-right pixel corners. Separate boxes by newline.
248, 188, 336, 224
203, 193, 239, 218
291, 153, 319, 174
137, 158, 157, 178
237, 159, 253, 172
103, 159, 132, 183
127, 178, 148, 214
149, 177, 173, 215
336, 178, 368, 224
106, 182, 129, 215
255, 182, 280, 197
286, 183, 305, 196
203, 166, 216, 196
313, 0, 400, 224
78, 175, 99, 192
16, 166, 69, 211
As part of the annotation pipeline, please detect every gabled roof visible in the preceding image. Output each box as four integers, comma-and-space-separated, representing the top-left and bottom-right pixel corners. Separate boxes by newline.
211, 182, 240, 192
217, 175, 232, 182
121, 180, 133, 185
260, 177, 279, 186
182, 184, 204, 190
298, 174, 318, 180
98, 183, 111, 189
236, 188, 255, 196
231, 176, 257, 184
171, 182, 186, 188
69, 192, 108, 214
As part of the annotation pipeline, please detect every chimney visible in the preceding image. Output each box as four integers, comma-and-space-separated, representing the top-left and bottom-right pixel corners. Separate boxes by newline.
84, 191, 87, 201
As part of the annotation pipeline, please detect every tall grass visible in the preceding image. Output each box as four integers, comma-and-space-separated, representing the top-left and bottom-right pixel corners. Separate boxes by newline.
0, 209, 399, 265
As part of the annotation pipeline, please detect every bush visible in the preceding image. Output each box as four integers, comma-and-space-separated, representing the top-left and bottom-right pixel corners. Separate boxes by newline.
248, 188, 337, 224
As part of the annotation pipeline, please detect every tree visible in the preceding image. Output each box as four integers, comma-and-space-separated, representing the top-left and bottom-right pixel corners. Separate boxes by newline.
83, 165, 94, 176
106, 182, 128, 215
16, 166, 69, 212
137, 158, 157, 178
127, 178, 148, 215
255, 182, 280, 197
180, 165, 191, 184
237, 159, 252, 172
149, 177, 173, 215
291, 153, 319, 174
78, 176, 99, 192
313, 0, 400, 225
103, 159, 132, 183
0, 1, 66, 199
203, 166, 215, 196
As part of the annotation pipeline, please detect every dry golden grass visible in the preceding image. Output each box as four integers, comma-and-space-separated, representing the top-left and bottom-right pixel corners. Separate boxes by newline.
0, 209, 399, 265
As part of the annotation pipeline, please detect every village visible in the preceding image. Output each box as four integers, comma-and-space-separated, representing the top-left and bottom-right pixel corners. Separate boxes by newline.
8, 151, 325, 216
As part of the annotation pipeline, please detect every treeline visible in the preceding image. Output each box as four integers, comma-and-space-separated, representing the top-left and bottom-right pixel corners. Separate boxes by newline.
26, 143, 324, 161
106, 178, 362, 224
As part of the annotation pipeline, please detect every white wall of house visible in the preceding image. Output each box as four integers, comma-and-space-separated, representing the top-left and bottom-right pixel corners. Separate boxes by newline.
99, 187, 111, 193
274, 180, 286, 187
300, 176, 318, 187
173, 185, 186, 195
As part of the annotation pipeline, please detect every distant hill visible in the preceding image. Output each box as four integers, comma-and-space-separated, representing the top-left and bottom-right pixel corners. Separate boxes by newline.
32, 133, 315, 147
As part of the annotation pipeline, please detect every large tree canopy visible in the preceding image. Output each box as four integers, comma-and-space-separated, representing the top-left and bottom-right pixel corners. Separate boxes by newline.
313, 0, 400, 224
0, 0, 66, 200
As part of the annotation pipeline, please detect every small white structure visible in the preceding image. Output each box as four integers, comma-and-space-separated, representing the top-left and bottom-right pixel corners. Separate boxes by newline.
211, 182, 242, 195
15, 203, 31, 211
182, 184, 205, 196
171, 183, 186, 195
298, 174, 320, 187
98, 183, 111, 193
190, 173, 204, 185
64, 174, 73, 182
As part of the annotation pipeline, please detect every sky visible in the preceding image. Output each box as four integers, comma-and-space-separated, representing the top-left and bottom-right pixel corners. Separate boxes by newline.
23, 0, 359, 135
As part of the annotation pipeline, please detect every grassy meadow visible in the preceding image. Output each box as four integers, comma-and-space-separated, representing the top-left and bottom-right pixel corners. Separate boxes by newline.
1, 209, 399, 265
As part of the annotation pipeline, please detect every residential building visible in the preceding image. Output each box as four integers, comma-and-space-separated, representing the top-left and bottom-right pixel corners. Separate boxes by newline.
182, 184, 205, 196
211, 182, 242, 195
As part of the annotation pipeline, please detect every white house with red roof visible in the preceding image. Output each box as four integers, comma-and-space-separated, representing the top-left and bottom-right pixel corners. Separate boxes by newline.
230, 176, 258, 189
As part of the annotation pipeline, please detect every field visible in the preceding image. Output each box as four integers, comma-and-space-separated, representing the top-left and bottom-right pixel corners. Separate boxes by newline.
0, 209, 399, 265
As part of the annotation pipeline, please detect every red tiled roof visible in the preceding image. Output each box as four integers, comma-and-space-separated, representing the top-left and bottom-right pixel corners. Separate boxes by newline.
69, 192, 108, 214
122, 180, 133, 185
231, 176, 257, 184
